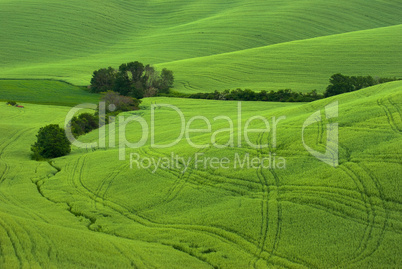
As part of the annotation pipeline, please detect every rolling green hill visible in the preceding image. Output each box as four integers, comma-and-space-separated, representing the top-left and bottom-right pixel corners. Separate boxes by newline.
0, 0, 401, 91
0, 0, 401, 267
0, 79, 99, 106
0, 81, 401, 267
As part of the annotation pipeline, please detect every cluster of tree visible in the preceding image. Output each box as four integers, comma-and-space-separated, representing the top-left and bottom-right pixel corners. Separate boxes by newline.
188, 88, 323, 102
324, 73, 400, 97
89, 61, 174, 99
31, 91, 141, 160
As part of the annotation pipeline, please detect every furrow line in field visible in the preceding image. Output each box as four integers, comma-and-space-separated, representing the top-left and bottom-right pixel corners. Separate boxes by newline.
100, 164, 130, 201
93, 162, 129, 209
0, 218, 23, 267
388, 96, 401, 120
111, 242, 149, 269
246, 132, 269, 266
338, 163, 377, 265
281, 187, 368, 211
264, 130, 285, 267
377, 98, 401, 134
177, 80, 198, 91
139, 147, 189, 205
140, 146, 262, 200
352, 157, 401, 164
265, 169, 283, 267
67, 152, 311, 268
0, 128, 28, 185
339, 163, 388, 266
0, 162, 9, 184
251, 131, 270, 268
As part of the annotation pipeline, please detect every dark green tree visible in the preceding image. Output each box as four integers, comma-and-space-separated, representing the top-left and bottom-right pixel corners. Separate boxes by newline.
159, 68, 174, 93
90, 67, 116, 93
31, 124, 71, 160
324, 74, 354, 97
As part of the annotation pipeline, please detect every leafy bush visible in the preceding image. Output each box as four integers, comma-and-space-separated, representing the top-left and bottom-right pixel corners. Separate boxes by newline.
100, 90, 141, 112
69, 113, 99, 137
31, 124, 71, 160
6, 100, 17, 106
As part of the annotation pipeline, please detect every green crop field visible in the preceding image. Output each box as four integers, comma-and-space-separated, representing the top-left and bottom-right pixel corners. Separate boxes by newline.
0, 0, 401, 92
0, 81, 401, 267
0, 79, 99, 106
0, 0, 401, 268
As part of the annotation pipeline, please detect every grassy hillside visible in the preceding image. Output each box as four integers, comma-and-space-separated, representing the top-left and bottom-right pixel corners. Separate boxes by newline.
0, 0, 401, 91
0, 81, 401, 267
0, 79, 99, 106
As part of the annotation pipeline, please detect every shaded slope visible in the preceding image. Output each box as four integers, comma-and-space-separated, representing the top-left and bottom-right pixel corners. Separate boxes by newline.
0, 0, 401, 87
0, 79, 99, 106
162, 24, 402, 92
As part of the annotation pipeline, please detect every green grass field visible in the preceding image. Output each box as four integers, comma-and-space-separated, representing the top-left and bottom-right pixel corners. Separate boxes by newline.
0, 0, 401, 267
0, 81, 401, 267
0, 79, 99, 106
0, 0, 401, 92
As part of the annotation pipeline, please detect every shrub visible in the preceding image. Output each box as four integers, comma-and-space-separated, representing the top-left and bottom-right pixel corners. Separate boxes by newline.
31, 124, 71, 160
6, 101, 17, 106
100, 90, 142, 112
69, 113, 99, 137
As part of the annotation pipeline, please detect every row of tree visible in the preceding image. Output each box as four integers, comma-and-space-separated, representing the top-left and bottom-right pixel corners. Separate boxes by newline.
188, 88, 323, 102
324, 74, 400, 97
89, 61, 174, 99
187, 73, 400, 102
31, 91, 141, 160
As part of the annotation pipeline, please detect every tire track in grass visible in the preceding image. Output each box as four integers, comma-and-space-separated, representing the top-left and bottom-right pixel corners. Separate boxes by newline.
35, 154, 214, 267
140, 146, 213, 205
251, 131, 270, 268
336, 162, 390, 266
338, 164, 374, 263
264, 130, 284, 267
93, 161, 129, 210
178, 80, 198, 92
67, 150, 313, 268
137, 146, 263, 216
280, 192, 378, 228
0, 162, 9, 185
377, 98, 401, 134
141, 143, 265, 199
134, 147, 259, 213
339, 163, 388, 266
0, 128, 27, 184
265, 169, 282, 267
111, 242, 153, 269
388, 96, 401, 120
0, 218, 23, 267
252, 131, 289, 268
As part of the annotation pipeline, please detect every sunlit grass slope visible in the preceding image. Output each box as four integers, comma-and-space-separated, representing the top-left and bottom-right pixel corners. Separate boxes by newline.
0, 79, 99, 106
0, 0, 401, 90
164, 25, 402, 93
0, 103, 211, 268
1, 82, 399, 267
